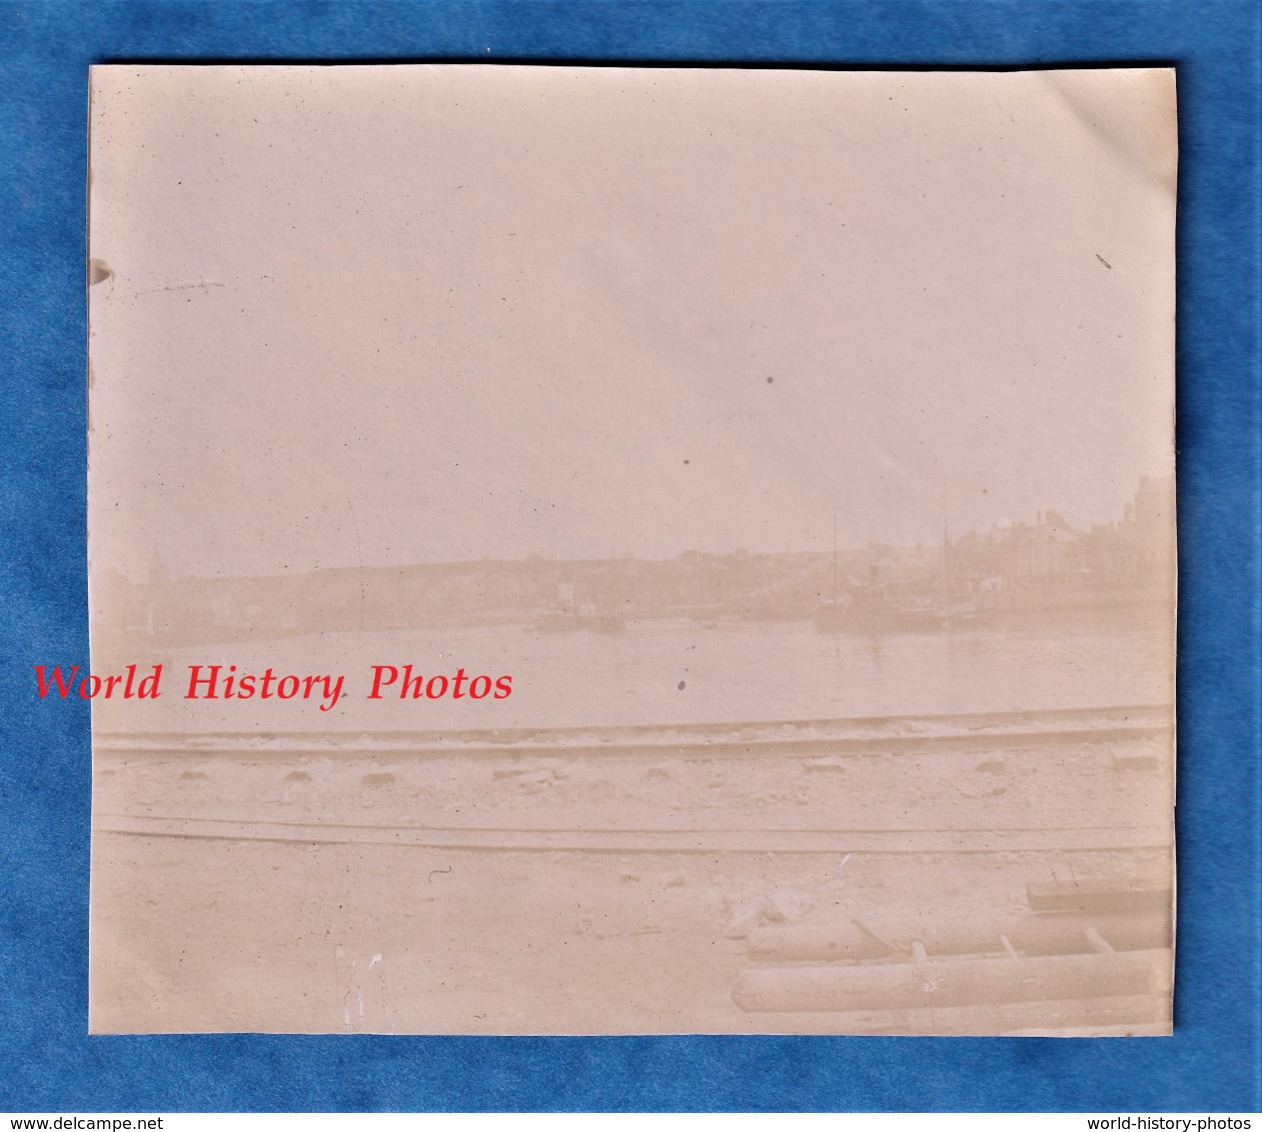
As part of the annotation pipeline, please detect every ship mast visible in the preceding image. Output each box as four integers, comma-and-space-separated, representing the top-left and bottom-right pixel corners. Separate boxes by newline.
832, 509, 839, 602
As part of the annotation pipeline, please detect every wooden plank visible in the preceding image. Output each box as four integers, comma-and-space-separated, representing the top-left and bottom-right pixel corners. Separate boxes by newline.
746, 909, 1171, 961
731, 949, 1171, 1013
737, 994, 1170, 1035
1026, 881, 1171, 914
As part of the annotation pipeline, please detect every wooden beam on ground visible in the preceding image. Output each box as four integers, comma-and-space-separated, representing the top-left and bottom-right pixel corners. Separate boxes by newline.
731, 949, 1171, 1013
746, 909, 1171, 961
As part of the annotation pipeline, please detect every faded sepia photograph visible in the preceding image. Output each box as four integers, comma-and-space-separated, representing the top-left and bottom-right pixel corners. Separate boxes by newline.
86, 65, 1176, 1035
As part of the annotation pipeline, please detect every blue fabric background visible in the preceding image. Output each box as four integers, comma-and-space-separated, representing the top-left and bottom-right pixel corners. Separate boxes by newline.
0, 0, 1258, 1113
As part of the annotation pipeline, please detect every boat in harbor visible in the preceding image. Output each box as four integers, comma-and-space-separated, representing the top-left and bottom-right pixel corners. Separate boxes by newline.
533, 606, 625, 634
814, 589, 938, 634
814, 586, 983, 634
814, 503, 983, 633
533, 575, 626, 634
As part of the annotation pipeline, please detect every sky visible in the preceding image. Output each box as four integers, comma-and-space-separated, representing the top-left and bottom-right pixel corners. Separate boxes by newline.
87, 65, 1177, 579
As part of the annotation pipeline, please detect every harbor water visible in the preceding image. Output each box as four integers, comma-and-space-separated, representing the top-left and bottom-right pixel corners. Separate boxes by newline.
95, 615, 1174, 733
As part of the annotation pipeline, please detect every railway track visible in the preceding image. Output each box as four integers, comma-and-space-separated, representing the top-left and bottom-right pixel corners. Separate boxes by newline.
93, 703, 1172, 855
94, 812, 1169, 853
93, 702, 1172, 759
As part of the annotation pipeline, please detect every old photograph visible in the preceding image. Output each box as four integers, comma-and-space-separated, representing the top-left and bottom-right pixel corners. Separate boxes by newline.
85, 65, 1177, 1034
